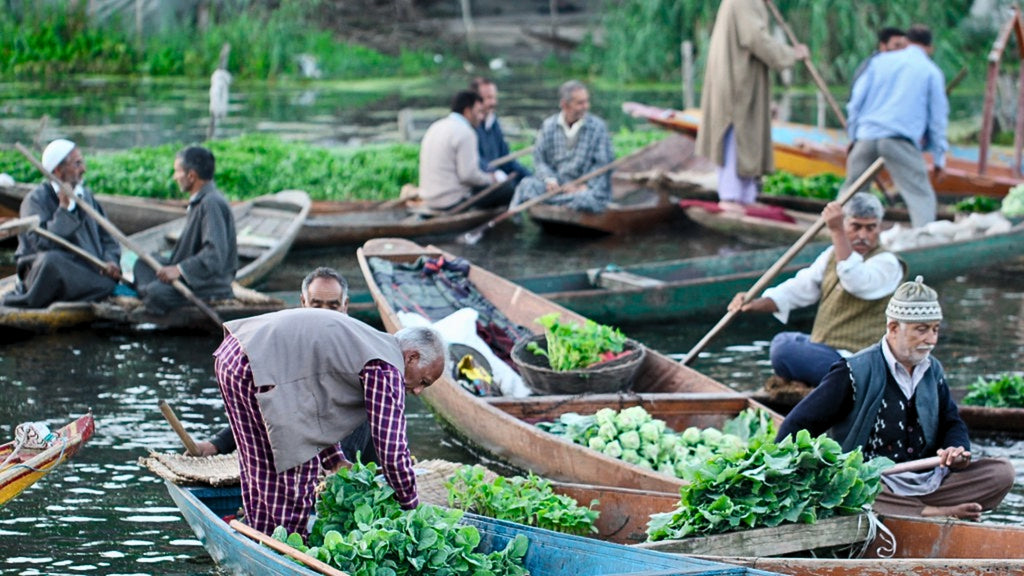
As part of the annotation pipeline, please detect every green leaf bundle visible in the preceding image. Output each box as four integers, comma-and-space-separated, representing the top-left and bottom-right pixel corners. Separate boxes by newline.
963, 373, 1024, 408
527, 312, 628, 372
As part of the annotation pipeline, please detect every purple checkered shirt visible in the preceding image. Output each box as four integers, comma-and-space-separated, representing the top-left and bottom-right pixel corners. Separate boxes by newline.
214, 334, 417, 537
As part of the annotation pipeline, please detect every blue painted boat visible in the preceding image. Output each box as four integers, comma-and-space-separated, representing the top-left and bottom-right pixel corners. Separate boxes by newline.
166, 481, 782, 576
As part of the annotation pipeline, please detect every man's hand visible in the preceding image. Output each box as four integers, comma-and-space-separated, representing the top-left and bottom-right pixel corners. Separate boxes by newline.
103, 262, 122, 281
933, 165, 945, 182
157, 265, 181, 283
822, 201, 845, 233
727, 293, 778, 314
188, 441, 220, 457
792, 44, 810, 60
545, 179, 560, 193
937, 446, 971, 470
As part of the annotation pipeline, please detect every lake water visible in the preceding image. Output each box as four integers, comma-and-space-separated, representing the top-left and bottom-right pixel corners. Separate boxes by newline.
0, 75, 1022, 575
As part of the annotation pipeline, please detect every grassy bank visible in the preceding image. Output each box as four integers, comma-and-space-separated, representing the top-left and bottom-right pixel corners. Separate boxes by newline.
0, 130, 666, 202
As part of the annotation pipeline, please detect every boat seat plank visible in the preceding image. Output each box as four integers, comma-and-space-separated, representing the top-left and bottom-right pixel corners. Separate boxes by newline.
588, 268, 666, 290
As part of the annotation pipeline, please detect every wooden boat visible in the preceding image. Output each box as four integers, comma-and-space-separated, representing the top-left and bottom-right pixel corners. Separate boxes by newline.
624, 102, 1024, 199
679, 199, 831, 245
357, 237, 779, 493
297, 200, 502, 247
165, 481, 777, 576
90, 283, 286, 329
127, 189, 310, 287
0, 182, 188, 234
0, 413, 94, 506
526, 188, 682, 235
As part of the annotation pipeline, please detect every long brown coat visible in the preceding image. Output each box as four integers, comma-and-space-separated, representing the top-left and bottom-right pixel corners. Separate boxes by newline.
695, 0, 799, 178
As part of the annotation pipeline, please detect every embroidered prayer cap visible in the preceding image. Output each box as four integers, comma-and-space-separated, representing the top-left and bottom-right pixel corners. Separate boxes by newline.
886, 275, 942, 323
42, 139, 76, 173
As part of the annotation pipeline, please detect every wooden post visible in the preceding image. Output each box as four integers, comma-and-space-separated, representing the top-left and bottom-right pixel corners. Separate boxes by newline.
979, 12, 1017, 176
208, 44, 231, 141
460, 0, 475, 51
681, 41, 695, 110
816, 92, 825, 129
549, 0, 558, 43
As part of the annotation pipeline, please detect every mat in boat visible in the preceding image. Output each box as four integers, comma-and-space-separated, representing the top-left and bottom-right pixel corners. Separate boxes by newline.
139, 451, 240, 487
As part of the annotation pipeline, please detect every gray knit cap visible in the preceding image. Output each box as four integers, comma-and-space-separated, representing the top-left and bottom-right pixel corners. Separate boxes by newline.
886, 275, 942, 322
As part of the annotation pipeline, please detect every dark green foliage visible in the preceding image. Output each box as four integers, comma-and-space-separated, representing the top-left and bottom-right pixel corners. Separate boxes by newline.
526, 312, 627, 372
953, 196, 1002, 214
445, 465, 600, 535
275, 460, 530, 576
762, 171, 844, 200
646, 429, 892, 540
963, 373, 1024, 408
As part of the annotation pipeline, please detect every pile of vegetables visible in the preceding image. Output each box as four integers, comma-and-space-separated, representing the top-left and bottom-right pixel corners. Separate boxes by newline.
445, 465, 600, 535
953, 195, 1001, 214
646, 429, 891, 540
962, 373, 1024, 408
536, 406, 775, 478
1002, 184, 1024, 218
527, 313, 629, 372
272, 461, 528, 576
762, 171, 844, 200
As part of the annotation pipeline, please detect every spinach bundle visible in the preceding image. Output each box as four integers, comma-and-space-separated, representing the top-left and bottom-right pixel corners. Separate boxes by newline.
646, 429, 891, 541
527, 312, 628, 372
445, 465, 600, 535
273, 461, 529, 576
963, 373, 1024, 408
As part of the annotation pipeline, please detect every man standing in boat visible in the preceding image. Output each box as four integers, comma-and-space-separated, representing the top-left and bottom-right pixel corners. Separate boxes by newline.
194, 266, 377, 464
843, 24, 947, 228
213, 309, 445, 535
850, 26, 907, 85
728, 192, 904, 387
416, 90, 509, 211
510, 80, 614, 213
5, 139, 123, 308
696, 0, 807, 211
471, 76, 531, 194
776, 277, 1015, 520
132, 146, 237, 315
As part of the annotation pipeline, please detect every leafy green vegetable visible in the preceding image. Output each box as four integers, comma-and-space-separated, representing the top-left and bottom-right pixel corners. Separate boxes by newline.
953, 196, 1001, 214
762, 171, 844, 200
1002, 184, 1024, 217
445, 465, 600, 535
527, 312, 628, 372
645, 429, 891, 541
962, 373, 1024, 408
274, 460, 529, 576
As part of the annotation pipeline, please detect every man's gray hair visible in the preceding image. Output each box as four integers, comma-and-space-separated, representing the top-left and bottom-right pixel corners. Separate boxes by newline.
301, 266, 348, 300
395, 326, 446, 368
559, 80, 587, 104
843, 192, 885, 221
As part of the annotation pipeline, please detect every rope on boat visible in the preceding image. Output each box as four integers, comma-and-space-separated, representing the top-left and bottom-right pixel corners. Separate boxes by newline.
12, 437, 68, 472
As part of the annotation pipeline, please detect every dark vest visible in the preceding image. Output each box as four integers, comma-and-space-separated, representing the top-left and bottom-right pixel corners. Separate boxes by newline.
863, 378, 929, 462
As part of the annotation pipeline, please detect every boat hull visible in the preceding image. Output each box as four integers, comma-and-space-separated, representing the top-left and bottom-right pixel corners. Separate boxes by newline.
0, 413, 94, 505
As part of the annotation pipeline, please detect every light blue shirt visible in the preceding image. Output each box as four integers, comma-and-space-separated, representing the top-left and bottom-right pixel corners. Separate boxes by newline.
847, 45, 949, 168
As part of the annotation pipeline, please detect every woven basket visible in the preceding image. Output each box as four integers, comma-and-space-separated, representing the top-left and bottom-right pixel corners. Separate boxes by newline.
511, 334, 645, 395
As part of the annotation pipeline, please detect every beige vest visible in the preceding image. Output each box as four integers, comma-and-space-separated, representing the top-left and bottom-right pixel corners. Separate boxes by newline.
810, 247, 905, 353
224, 308, 405, 472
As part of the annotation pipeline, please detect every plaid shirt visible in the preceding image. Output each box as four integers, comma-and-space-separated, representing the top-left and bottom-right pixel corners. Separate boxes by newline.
214, 334, 417, 537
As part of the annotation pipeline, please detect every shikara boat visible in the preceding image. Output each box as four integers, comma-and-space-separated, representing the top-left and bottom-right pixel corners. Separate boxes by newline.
357, 237, 779, 493
297, 200, 502, 247
679, 200, 831, 245
126, 189, 310, 288
624, 102, 1024, 198
165, 481, 780, 576
526, 188, 681, 235
90, 283, 285, 329
0, 412, 94, 506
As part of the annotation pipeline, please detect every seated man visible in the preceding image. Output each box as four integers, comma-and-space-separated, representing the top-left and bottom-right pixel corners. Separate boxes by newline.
511, 80, 614, 213
133, 146, 237, 315
776, 277, 1015, 520
214, 307, 445, 535
4, 139, 122, 308
471, 76, 531, 191
417, 90, 506, 211
728, 193, 904, 386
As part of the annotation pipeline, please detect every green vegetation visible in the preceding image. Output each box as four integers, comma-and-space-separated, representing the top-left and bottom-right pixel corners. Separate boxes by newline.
445, 465, 600, 535
762, 171, 844, 201
1, 1, 454, 79
581, 0, 995, 85
1002, 184, 1024, 217
963, 373, 1024, 408
527, 312, 628, 372
647, 429, 891, 540
952, 195, 1001, 214
0, 130, 664, 203
278, 460, 529, 576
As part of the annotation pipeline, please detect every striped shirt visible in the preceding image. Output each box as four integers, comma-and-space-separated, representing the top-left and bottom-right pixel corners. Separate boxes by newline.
213, 334, 417, 536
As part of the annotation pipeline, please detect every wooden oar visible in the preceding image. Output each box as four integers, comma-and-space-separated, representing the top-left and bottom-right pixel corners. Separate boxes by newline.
158, 400, 201, 457
680, 157, 885, 365
15, 142, 223, 327
458, 147, 646, 245
883, 456, 943, 476
229, 519, 351, 576
443, 171, 518, 216
0, 214, 121, 275
485, 146, 533, 169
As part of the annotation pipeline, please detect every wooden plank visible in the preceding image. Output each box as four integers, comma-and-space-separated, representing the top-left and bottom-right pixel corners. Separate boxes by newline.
635, 514, 870, 557
589, 269, 666, 290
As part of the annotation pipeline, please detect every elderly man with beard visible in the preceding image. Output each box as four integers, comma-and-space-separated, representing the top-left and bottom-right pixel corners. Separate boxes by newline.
729, 192, 905, 386
776, 277, 1015, 520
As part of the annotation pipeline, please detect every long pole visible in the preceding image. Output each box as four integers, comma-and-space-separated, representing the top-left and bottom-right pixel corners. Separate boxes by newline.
229, 519, 352, 576
486, 146, 533, 169
158, 400, 201, 457
16, 143, 223, 327
680, 157, 885, 365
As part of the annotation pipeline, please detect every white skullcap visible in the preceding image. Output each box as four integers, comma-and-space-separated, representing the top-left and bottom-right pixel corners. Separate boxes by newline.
42, 139, 76, 173
886, 275, 942, 323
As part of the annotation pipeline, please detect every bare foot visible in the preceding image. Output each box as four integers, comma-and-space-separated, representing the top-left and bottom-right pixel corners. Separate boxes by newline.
921, 502, 983, 521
